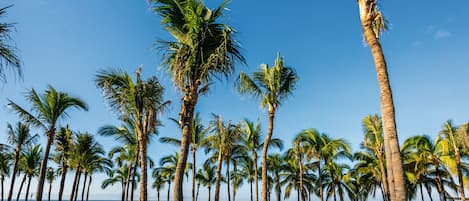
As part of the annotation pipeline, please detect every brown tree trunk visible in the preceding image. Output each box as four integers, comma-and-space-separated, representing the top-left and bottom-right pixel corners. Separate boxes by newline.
16, 174, 27, 201
58, 162, 67, 201
70, 166, 80, 201
357, 1, 407, 200
450, 132, 465, 201
435, 162, 446, 201
48, 180, 52, 201
318, 160, 323, 201
226, 159, 231, 201
7, 147, 20, 201
131, 160, 137, 201
73, 169, 82, 201
167, 181, 171, 201
192, 146, 196, 201
36, 130, 55, 201
254, 153, 259, 201
261, 110, 275, 201
125, 163, 132, 201
276, 172, 281, 201
299, 161, 304, 201
214, 150, 223, 201
25, 176, 32, 201
138, 135, 148, 201
81, 173, 88, 201
86, 176, 92, 201
196, 182, 200, 201
173, 93, 197, 201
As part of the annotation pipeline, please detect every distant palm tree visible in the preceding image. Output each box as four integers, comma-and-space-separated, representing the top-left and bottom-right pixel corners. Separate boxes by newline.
8, 86, 88, 201
323, 162, 353, 201
102, 166, 128, 201
53, 126, 74, 201
0, 5, 21, 83
152, 169, 165, 201
238, 53, 298, 201
196, 162, 217, 201
96, 68, 169, 201
81, 149, 112, 201
353, 151, 384, 200
356, 1, 406, 200
0, 145, 11, 201
20, 144, 42, 201
157, 152, 189, 201
46, 168, 56, 201
151, 1, 245, 199
267, 154, 283, 201
6, 122, 38, 201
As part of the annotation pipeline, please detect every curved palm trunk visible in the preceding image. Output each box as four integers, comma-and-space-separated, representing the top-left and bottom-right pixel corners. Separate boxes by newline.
138, 136, 148, 201
86, 176, 92, 201
196, 182, 200, 201
130, 160, 137, 201
435, 164, 446, 201
17, 174, 27, 201
167, 181, 171, 201
58, 162, 68, 201
81, 172, 88, 201
174, 94, 197, 201
7, 148, 20, 201
25, 176, 32, 201
124, 163, 132, 201
214, 150, 223, 201
254, 153, 259, 201
70, 167, 81, 201
36, 130, 54, 201
276, 172, 281, 201
261, 110, 275, 201
449, 134, 465, 201
425, 184, 434, 201
226, 159, 231, 201
48, 180, 52, 201
357, 1, 406, 201
419, 184, 424, 201
73, 169, 82, 201
192, 147, 196, 201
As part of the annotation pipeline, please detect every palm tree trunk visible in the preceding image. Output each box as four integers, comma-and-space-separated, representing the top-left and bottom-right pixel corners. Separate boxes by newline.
296, 187, 299, 201
138, 135, 148, 201
167, 181, 171, 201
435, 165, 446, 201
276, 172, 281, 201
451, 138, 465, 201
214, 150, 223, 201
425, 184, 434, 201
48, 179, 52, 201
121, 183, 125, 201
70, 168, 81, 201
36, 130, 54, 201
262, 110, 275, 201
125, 163, 132, 201
1, 173, 4, 201
208, 186, 211, 201
86, 176, 92, 201
196, 182, 200, 201
250, 181, 253, 201
16, 174, 26, 201
7, 148, 20, 201
73, 169, 82, 201
333, 189, 337, 201
174, 95, 196, 201
25, 176, 32, 201
419, 184, 424, 201
299, 161, 304, 201
192, 146, 196, 201
157, 190, 160, 201
254, 152, 259, 201
318, 161, 323, 201
58, 162, 68, 201
130, 161, 137, 201
226, 159, 231, 201
357, 1, 406, 201
377, 153, 389, 201
81, 172, 88, 201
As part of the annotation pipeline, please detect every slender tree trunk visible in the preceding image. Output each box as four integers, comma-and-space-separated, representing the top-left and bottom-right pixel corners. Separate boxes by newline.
74, 169, 82, 201
138, 133, 148, 201
296, 187, 299, 201
208, 186, 211, 201
299, 160, 304, 201
7, 148, 20, 201
25, 176, 32, 201
357, 1, 407, 201
196, 183, 200, 201
379, 184, 386, 201
58, 162, 67, 201
250, 181, 253, 201
121, 183, 125, 201
262, 110, 275, 201
450, 133, 465, 201
333, 189, 337, 201
254, 153, 259, 201
377, 153, 389, 201
70, 168, 81, 200
48, 179, 52, 201
214, 151, 223, 201
226, 159, 231, 201
157, 190, 160, 201
425, 184, 434, 201
419, 184, 424, 201
86, 176, 92, 201
318, 160, 323, 201
36, 130, 55, 201
131, 161, 137, 201
1, 174, 4, 201
81, 172, 88, 201
174, 93, 197, 201
192, 147, 196, 201
125, 163, 132, 201
435, 165, 446, 201
17, 174, 27, 201
167, 181, 171, 201
276, 172, 281, 201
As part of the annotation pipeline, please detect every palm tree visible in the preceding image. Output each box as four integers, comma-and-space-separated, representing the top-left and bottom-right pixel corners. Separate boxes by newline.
7, 86, 88, 201
151, 1, 245, 199
53, 126, 74, 201
160, 112, 208, 201
360, 115, 389, 200
196, 162, 217, 201
439, 120, 466, 201
46, 168, 56, 201
241, 158, 256, 201
96, 68, 169, 201
323, 162, 353, 201
205, 114, 242, 201
157, 152, 187, 201
353, 151, 385, 200
152, 170, 165, 201
20, 144, 42, 201
102, 166, 128, 201
0, 5, 21, 83
81, 149, 112, 201
0, 145, 11, 201
238, 53, 298, 201
267, 154, 283, 201
6, 122, 38, 201
356, 1, 406, 200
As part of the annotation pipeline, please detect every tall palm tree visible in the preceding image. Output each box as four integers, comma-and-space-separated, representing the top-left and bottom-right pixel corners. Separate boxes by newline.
46, 167, 56, 201
7, 86, 88, 201
238, 53, 298, 201
356, 1, 406, 200
353, 151, 384, 201
196, 162, 217, 201
151, 1, 245, 199
0, 145, 11, 201
241, 158, 256, 201
439, 120, 466, 201
160, 112, 208, 201
20, 144, 42, 201
152, 170, 165, 201
6, 122, 38, 201
267, 154, 283, 201
53, 126, 74, 201
102, 166, 128, 201
157, 152, 188, 201
205, 114, 242, 201
82, 150, 112, 201
323, 162, 353, 201
0, 5, 21, 83
96, 68, 169, 201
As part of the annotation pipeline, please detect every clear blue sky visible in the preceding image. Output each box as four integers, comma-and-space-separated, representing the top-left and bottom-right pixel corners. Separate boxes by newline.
1, 0, 469, 200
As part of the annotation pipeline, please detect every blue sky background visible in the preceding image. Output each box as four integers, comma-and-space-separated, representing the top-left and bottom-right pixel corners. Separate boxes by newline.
1, 0, 469, 200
